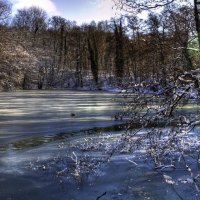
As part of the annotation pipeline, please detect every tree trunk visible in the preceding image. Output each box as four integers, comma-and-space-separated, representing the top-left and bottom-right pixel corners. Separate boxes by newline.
194, 0, 200, 49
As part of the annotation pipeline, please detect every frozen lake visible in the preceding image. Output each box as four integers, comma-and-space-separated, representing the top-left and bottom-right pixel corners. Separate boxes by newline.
0, 90, 121, 144
0, 90, 197, 200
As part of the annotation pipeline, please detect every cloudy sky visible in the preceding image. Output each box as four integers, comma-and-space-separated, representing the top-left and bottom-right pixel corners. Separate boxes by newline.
10, 0, 118, 24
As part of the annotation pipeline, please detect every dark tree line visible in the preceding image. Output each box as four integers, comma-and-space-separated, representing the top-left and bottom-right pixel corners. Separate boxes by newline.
0, 0, 199, 91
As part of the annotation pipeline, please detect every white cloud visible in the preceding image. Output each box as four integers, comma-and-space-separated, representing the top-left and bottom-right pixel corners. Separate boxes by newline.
58, 0, 115, 24
74, 0, 119, 24
10, 0, 60, 16
89, 0, 117, 21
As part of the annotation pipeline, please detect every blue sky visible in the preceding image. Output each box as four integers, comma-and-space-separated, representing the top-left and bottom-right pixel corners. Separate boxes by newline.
10, 0, 117, 24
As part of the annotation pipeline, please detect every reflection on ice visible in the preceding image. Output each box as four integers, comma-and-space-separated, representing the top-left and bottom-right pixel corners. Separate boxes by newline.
0, 90, 120, 143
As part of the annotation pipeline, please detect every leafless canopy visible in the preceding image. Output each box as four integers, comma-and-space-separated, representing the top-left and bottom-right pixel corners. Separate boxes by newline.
113, 0, 178, 13
0, 0, 11, 24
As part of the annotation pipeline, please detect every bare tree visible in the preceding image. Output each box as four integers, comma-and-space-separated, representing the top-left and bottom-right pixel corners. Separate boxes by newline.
114, 0, 177, 13
194, 0, 200, 48
114, 0, 200, 49
112, 0, 200, 198
0, 0, 11, 24
114, 18, 125, 86
12, 6, 47, 36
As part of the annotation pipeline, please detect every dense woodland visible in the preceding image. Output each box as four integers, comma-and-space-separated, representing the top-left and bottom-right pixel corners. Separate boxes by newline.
0, 0, 199, 91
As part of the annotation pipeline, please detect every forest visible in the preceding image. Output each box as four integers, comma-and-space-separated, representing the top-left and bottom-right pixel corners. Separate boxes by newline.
0, 0, 199, 93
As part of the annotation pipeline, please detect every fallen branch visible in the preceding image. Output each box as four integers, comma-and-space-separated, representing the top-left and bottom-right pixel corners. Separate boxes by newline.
96, 192, 107, 200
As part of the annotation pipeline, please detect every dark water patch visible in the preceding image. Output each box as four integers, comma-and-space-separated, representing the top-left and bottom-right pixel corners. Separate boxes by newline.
8, 119, 200, 151
0, 144, 8, 151
6, 123, 126, 151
